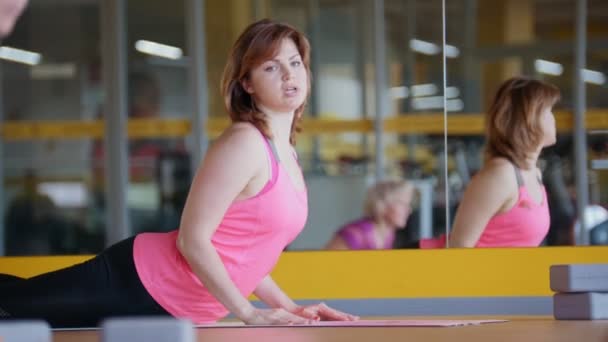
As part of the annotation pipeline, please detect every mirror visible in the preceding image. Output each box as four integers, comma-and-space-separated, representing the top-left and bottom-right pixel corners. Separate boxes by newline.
1, 0, 606, 256
444, 0, 607, 248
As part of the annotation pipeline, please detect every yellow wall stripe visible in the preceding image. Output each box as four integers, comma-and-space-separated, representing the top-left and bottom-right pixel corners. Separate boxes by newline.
0, 255, 91, 278
2, 111, 607, 140
272, 246, 608, 299
1, 246, 607, 299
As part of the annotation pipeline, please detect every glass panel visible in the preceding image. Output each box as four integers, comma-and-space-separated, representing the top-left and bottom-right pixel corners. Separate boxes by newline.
1, 0, 104, 255
274, 0, 374, 250
385, 0, 447, 249
124, 0, 189, 234
265, 0, 447, 250
584, 0, 608, 246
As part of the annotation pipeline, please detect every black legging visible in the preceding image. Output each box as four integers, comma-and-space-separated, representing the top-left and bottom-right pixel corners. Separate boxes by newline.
0, 236, 169, 328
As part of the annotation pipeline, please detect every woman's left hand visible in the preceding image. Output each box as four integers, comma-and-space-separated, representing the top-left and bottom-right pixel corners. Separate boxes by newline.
291, 302, 359, 321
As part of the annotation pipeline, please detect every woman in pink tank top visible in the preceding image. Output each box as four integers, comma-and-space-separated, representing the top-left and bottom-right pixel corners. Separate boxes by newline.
449, 77, 560, 248
0, 19, 356, 328
326, 180, 415, 250
158, 19, 354, 326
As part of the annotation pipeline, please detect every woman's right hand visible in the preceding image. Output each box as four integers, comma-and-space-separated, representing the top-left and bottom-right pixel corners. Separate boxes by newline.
242, 308, 313, 325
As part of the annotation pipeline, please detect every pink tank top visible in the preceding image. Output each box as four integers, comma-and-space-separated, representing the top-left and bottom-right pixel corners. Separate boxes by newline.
476, 165, 550, 247
337, 218, 394, 250
132, 133, 308, 324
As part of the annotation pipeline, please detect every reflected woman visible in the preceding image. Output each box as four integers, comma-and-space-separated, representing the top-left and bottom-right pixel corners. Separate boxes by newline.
449, 77, 560, 248
326, 180, 415, 250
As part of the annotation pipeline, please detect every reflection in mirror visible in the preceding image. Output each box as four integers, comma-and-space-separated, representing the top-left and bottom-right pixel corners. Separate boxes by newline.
384, 0, 449, 250
444, 0, 607, 247
124, 0, 189, 237
325, 179, 416, 250
3, 0, 605, 256
2, 1, 105, 255
448, 76, 560, 248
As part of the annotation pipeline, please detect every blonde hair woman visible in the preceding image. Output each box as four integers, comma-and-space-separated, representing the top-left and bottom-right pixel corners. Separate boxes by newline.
326, 180, 415, 250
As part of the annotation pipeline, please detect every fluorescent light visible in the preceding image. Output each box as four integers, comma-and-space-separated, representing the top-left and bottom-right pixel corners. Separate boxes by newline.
30, 63, 76, 80
390, 86, 409, 99
582, 69, 606, 85
535, 59, 563, 76
412, 96, 443, 110
135, 40, 183, 60
445, 45, 460, 58
447, 99, 464, 112
409, 39, 441, 55
445, 86, 460, 99
0, 46, 42, 65
391, 84, 456, 99
411, 96, 464, 112
411, 84, 438, 97
409, 39, 459, 58
128, 183, 160, 210
38, 182, 87, 208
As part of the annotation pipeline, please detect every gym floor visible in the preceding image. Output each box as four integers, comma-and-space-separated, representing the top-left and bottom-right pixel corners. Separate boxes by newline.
52, 316, 608, 342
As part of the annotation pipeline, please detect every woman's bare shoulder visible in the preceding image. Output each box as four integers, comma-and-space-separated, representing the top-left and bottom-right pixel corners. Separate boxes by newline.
473, 157, 515, 186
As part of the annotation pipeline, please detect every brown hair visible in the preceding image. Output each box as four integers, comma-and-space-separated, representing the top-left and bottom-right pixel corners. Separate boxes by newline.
484, 76, 560, 169
221, 19, 311, 145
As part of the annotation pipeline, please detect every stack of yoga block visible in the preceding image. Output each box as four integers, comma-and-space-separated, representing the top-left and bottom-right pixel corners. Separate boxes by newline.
551, 264, 608, 320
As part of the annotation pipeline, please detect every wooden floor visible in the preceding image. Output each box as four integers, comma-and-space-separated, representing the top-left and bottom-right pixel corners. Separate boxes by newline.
53, 317, 608, 342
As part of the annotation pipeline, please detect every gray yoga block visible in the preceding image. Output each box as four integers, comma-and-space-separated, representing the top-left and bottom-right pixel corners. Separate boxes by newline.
0, 320, 51, 342
554, 292, 608, 320
101, 317, 195, 342
550, 264, 608, 292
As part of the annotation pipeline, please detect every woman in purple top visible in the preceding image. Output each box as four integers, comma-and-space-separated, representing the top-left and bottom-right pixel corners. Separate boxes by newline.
326, 180, 415, 250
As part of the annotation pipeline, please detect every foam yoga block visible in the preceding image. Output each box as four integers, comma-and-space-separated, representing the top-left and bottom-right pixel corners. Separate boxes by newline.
101, 317, 195, 342
550, 264, 608, 292
554, 292, 608, 320
0, 320, 51, 342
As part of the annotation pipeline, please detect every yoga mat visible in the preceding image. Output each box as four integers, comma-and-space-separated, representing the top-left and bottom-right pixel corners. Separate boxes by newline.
52, 319, 508, 331
201, 319, 508, 328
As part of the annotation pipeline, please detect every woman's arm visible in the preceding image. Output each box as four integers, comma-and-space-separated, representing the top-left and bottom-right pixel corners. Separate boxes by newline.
253, 275, 299, 312
176, 124, 267, 322
254, 275, 358, 321
448, 161, 515, 248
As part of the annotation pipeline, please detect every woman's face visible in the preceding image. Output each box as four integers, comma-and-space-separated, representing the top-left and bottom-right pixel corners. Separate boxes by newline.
243, 38, 308, 114
539, 105, 556, 147
384, 191, 413, 229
